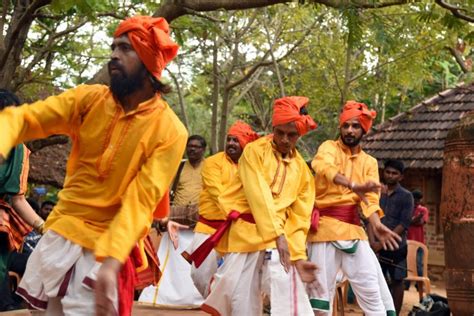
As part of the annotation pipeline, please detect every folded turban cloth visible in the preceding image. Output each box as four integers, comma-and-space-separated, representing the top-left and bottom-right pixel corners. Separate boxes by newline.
339, 100, 377, 132
272, 96, 317, 136
114, 16, 179, 80
227, 121, 259, 149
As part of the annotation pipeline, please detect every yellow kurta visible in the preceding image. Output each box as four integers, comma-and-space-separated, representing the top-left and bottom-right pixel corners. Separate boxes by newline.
0, 84, 188, 264
308, 139, 383, 243
195, 152, 238, 235
173, 160, 203, 207
216, 136, 315, 261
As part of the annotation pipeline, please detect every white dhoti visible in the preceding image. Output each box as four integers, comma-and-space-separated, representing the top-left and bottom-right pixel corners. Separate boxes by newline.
202, 249, 313, 316
307, 240, 388, 315
16, 230, 118, 315
186, 232, 219, 298
376, 256, 396, 314
138, 229, 204, 308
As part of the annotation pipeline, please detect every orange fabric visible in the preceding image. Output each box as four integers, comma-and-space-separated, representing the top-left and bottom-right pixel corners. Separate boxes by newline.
0, 200, 32, 251
227, 121, 259, 149
339, 100, 377, 132
114, 16, 179, 80
153, 190, 169, 219
272, 96, 317, 136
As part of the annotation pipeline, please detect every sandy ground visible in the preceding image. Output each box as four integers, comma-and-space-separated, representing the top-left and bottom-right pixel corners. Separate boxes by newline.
0, 280, 447, 315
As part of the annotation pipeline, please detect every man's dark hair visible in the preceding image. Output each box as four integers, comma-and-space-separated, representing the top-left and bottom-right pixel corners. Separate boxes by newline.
41, 200, 56, 209
27, 197, 40, 213
384, 159, 405, 174
412, 189, 423, 200
187, 135, 207, 149
0, 89, 21, 110
149, 74, 172, 94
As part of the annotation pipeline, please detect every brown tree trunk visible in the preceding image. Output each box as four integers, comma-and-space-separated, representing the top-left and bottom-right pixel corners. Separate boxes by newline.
218, 88, 231, 151
210, 36, 220, 154
0, 0, 51, 89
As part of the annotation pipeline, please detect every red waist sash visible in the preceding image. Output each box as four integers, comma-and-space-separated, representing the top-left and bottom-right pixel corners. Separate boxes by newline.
311, 205, 360, 232
197, 216, 226, 230
188, 210, 255, 268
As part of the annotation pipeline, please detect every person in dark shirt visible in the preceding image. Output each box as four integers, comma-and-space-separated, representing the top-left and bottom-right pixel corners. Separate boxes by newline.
369, 159, 413, 315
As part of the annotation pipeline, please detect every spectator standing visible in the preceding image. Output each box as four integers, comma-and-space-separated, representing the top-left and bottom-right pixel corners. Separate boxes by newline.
407, 189, 429, 284
372, 159, 414, 315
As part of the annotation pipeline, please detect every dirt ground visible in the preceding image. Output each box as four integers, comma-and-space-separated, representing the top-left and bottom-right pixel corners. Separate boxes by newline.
0, 280, 447, 315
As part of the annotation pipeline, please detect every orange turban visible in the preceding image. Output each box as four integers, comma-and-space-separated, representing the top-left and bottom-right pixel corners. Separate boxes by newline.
339, 100, 377, 132
114, 16, 179, 80
227, 121, 259, 149
272, 96, 317, 136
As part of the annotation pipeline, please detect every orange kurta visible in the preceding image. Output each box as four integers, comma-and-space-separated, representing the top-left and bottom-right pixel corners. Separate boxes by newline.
216, 136, 315, 261
308, 139, 383, 242
0, 84, 188, 265
195, 152, 238, 235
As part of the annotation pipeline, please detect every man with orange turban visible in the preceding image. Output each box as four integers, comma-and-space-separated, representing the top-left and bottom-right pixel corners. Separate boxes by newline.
0, 16, 187, 316
306, 100, 400, 315
198, 97, 317, 316
179, 121, 259, 298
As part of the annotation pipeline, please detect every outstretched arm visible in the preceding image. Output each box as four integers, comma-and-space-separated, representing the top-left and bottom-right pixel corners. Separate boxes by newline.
0, 85, 95, 158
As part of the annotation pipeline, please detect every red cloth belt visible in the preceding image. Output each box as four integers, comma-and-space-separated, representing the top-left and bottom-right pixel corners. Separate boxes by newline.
197, 216, 226, 230
188, 210, 255, 268
117, 245, 143, 316
311, 205, 360, 232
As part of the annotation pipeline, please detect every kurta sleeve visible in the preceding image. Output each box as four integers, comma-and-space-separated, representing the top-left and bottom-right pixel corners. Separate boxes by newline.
0, 86, 91, 157
94, 123, 187, 263
238, 145, 284, 243
284, 162, 315, 261
359, 157, 384, 219
311, 141, 339, 183
17, 145, 30, 195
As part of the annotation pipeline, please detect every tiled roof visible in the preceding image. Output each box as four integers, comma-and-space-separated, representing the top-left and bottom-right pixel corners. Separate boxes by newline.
362, 83, 474, 169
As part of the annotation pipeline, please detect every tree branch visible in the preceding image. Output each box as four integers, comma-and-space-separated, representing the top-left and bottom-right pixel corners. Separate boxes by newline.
166, 67, 189, 129
316, 0, 412, 9
263, 10, 285, 97
348, 39, 444, 84
446, 45, 470, 73
226, 18, 317, 90
153, 0, 291, 22
435, 0, 474, 23
0, 0, 51, 70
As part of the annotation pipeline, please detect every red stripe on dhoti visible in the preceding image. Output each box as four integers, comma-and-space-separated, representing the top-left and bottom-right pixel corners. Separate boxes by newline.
310, 205, 360, 232
188, 210, 255, 268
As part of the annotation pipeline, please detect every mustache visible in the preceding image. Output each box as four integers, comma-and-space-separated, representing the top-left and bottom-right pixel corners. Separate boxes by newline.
108, 60, 125, 74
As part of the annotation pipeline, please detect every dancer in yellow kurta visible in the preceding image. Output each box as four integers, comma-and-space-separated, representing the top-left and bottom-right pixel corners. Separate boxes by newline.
198, 97, 318, 316
307, 101, 400, 315
185, 121, 258, 298
0, 16, 187, 316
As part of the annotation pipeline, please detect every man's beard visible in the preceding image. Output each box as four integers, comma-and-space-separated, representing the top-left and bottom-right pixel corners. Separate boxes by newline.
109, 61, 147, 99
341, 134, 362, 147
